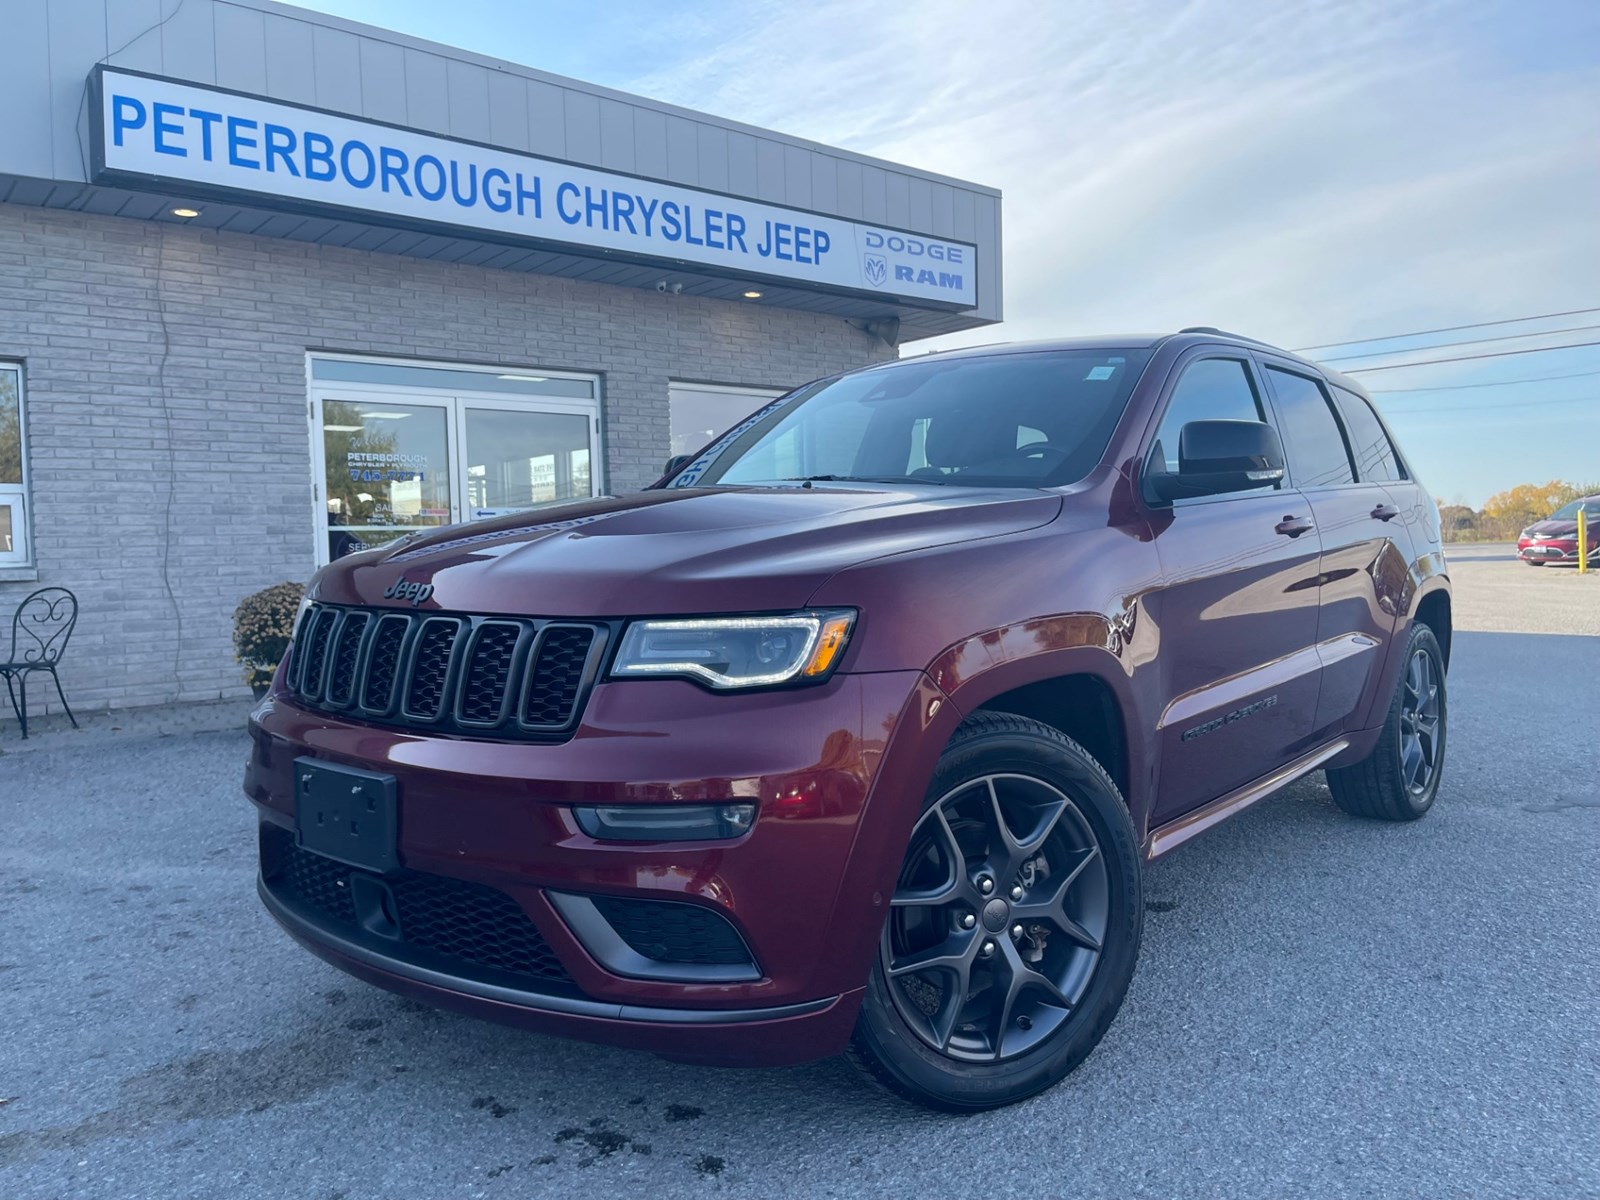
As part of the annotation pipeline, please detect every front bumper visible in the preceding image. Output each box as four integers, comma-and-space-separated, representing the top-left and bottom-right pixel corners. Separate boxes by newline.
245, 669, 945, 1065
1518, 538, 1580, 561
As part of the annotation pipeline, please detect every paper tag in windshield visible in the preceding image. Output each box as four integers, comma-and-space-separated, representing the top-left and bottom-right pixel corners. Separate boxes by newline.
1085, 365, 1117, 381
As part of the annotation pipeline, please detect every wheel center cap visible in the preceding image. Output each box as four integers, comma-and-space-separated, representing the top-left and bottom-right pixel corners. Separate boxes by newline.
981, 897, 1010, 932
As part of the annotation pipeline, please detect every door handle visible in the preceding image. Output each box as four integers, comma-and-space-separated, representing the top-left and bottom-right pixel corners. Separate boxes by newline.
1275, 515, 1314, 538
1371, 504, 1399, 522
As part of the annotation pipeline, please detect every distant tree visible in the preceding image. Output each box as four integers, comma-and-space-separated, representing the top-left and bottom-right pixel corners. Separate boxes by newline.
1438, 504, 1477, 534
1481, 480, 1581, 527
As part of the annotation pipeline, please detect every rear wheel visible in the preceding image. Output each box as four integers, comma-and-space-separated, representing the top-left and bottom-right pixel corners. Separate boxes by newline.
848, 713, 1142, 1111
1327, 623, 1447, 821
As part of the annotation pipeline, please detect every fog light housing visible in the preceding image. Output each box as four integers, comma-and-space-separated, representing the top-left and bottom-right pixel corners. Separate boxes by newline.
573, 803, 756, 842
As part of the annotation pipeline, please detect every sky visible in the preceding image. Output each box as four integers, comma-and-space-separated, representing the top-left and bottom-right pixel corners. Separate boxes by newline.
295, 0, 1600, 506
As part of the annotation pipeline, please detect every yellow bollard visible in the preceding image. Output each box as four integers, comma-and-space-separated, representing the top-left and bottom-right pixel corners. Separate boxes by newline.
1580, 509, 1589, 575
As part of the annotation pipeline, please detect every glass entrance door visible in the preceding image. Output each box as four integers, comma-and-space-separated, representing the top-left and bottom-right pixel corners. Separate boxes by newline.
461, 404, 594, 520
310, 357, 603, 565
321, 396, 454, 560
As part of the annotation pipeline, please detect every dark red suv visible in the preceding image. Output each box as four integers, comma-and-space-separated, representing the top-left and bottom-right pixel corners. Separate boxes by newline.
245, 329, 1451, 1110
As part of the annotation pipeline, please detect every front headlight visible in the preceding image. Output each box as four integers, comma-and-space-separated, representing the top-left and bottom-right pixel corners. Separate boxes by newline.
610, 610, 855, 690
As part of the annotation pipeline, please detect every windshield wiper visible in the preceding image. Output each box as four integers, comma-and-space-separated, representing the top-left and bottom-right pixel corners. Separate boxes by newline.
777, 474, 945, 486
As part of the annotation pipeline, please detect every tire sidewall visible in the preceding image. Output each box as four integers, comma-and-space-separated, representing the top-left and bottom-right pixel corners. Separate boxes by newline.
854, 718, 1143, 1111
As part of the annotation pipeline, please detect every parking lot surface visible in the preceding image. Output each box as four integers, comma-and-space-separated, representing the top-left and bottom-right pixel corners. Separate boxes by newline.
2, 545, 1597, 1199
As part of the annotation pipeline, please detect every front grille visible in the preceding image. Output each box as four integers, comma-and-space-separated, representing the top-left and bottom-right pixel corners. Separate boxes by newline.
592, 894, 755, 967
261, 826, 575, 990
287, 602, 604, 740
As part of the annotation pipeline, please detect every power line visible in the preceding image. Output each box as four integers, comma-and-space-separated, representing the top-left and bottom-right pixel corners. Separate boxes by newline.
1368, 368, 1600, 394
1317, 323, 1600, 364
1341, 340, 1600, 374
1292, 306, 1600, 352
1381, 394, 1598, 414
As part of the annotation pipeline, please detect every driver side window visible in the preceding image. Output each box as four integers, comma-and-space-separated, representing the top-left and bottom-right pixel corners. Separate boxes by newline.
1151, 358, 1268, 476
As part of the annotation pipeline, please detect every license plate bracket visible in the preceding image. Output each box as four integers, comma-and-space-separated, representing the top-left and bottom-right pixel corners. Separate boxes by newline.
294, 756, 399, 873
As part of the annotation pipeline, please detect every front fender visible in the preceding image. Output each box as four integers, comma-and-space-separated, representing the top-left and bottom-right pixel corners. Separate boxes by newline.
816, 612, 1151, 999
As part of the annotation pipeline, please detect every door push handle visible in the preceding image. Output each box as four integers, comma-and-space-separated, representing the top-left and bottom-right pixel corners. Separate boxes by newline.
1371, 504, 1400, 522
1275, 515, 1315, 538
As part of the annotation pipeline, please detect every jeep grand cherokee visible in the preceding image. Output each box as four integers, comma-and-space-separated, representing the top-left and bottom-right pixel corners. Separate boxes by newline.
245, 329, 1451, 1110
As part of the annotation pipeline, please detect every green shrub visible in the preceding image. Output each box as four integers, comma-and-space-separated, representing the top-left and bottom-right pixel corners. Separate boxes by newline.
233, 581, 306, 691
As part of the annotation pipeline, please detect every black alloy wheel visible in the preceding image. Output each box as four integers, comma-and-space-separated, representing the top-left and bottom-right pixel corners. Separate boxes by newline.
881, 772, 1108, 1062
849, 713, 1142, 1111
1398, 646, 1442, 797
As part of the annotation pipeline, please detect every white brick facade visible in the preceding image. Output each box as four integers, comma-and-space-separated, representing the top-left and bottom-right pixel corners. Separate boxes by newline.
0, 203, 894, 719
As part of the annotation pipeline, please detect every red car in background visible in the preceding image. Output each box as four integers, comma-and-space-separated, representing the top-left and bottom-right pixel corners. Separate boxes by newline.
1517, 495, 1600, 565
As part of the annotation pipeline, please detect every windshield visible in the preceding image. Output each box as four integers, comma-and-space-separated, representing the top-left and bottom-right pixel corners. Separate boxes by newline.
671, 348, 1154, 490
1550, 499, 1599, 521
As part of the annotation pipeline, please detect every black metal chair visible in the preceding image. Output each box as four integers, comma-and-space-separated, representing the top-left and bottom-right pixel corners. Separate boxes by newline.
1, 587, 80, 739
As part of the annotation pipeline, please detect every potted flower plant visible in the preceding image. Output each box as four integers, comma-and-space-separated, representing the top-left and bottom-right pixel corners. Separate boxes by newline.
233, 581, 306, 697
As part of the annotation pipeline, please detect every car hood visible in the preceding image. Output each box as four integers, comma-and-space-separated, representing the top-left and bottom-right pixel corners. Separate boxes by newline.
1526, 519, 1579, 538
314, 485, 1063, 616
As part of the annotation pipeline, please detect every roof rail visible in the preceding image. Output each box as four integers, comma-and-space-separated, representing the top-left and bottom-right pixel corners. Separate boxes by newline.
1176, 326, 1281, 350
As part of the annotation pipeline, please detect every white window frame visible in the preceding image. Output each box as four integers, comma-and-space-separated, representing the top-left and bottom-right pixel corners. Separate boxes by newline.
306, 354, 604, 568
0, 362, 30, 570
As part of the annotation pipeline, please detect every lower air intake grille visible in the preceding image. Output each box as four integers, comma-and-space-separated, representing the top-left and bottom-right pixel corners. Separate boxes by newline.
261, 826, 575, 989
591, 894, 755, 966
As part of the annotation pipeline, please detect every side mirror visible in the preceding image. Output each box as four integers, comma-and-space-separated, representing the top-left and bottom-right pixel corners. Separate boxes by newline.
661, 454, 694, 479
1147, 420, 1285, 503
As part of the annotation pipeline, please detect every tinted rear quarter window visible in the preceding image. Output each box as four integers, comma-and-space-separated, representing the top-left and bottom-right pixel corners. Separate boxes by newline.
1265, 367, 1355, 487
1332, 386, 1404, 482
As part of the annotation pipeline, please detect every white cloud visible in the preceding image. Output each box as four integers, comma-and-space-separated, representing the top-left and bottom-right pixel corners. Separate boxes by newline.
626, 0, 1599, 353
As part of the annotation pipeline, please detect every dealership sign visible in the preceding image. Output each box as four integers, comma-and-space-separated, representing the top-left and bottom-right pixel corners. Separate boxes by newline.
90, 68, 978, 308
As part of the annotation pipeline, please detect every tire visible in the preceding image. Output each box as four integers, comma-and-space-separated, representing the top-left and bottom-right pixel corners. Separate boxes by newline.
1326, 623, 1447, 821
848, 712, 1142, 1111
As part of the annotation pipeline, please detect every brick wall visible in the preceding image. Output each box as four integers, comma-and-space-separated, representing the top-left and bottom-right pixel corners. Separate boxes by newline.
0, 203, 895, 718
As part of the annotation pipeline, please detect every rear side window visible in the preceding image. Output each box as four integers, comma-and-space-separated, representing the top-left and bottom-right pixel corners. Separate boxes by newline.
1332, 386, 1404, 482
1150, 358, 1265, 474
1265, 367, 1355, 487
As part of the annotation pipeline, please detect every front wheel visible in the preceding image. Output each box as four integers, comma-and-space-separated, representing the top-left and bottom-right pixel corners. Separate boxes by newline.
848, 713, 1142, 1111
1327, 623, 1447, 821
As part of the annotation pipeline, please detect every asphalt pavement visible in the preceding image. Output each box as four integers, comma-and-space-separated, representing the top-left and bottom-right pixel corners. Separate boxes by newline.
2, 547, 1596, 1199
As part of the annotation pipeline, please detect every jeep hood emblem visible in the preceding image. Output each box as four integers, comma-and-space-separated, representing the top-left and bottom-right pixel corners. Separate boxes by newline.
382, 577, 435, 606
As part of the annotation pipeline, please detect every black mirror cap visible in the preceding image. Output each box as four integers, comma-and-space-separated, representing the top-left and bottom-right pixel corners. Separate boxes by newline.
1148, 420, 1286, 502
661, 454, 694, 480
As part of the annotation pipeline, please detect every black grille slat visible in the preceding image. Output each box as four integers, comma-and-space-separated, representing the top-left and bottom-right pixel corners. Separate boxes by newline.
402, 618, 464, 722
521, 626, 596, 729
299, 607, 339, 699
458, 622, 523, 726
286, 603, 600, 740
326, 612, 369, 707
361, 615, 411, 712
261, 828, 573, 989
592, 895, 754, 967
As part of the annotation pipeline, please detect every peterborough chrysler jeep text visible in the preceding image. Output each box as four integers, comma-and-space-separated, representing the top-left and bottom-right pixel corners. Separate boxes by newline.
245, 329, 1451, 1110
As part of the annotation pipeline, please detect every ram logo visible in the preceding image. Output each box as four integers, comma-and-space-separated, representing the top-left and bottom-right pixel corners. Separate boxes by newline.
862, 253, 888, 287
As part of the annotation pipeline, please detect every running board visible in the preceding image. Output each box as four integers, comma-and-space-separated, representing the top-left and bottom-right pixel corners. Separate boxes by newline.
1146, 739, 1350, 858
